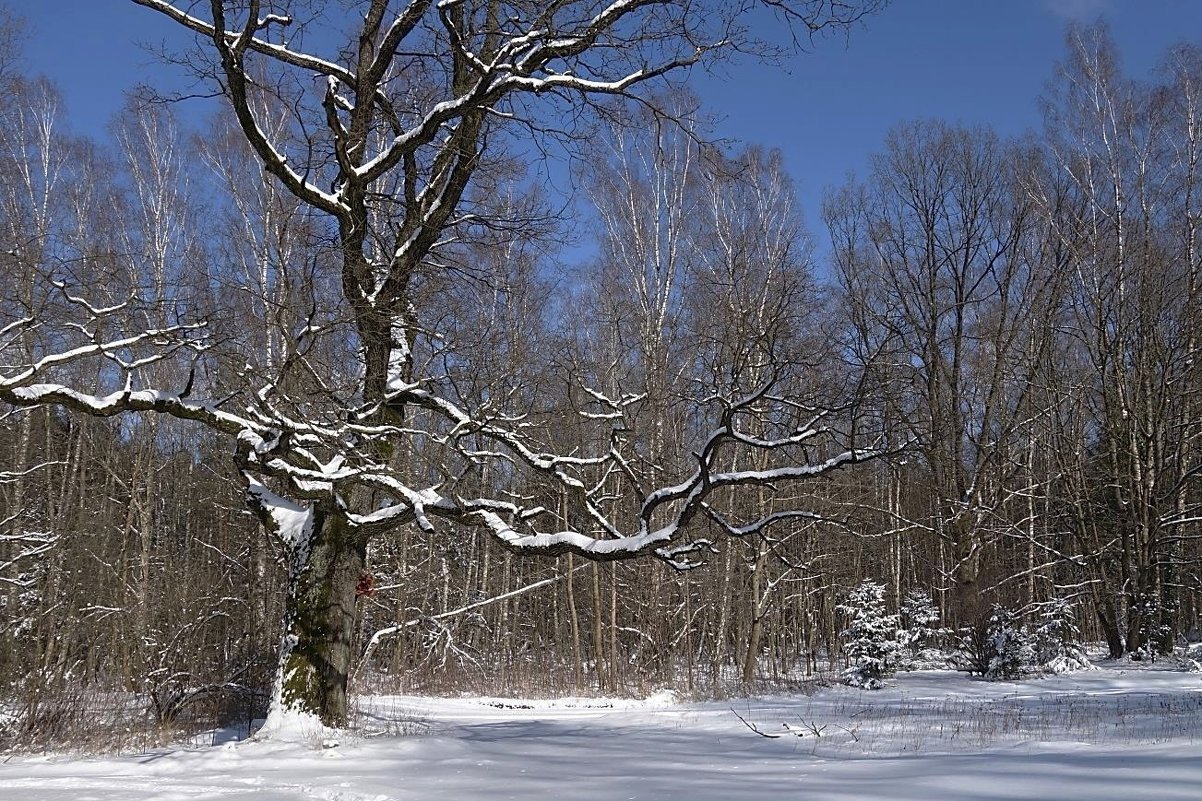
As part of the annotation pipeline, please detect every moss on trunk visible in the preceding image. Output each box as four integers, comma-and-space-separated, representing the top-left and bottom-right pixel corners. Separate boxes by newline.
277, 510, 365, 727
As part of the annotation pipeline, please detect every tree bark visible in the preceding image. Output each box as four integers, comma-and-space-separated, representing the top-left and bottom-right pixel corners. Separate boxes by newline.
274, 509, 365, 727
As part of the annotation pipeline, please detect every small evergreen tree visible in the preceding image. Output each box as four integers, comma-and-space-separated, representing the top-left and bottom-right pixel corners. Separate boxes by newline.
898, 588, 943, 665
984, 605, 1034, 681
838, 580, 902, 689
1033, 597, 1092, 673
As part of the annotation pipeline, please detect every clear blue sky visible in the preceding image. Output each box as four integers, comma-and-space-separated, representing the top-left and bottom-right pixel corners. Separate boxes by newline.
13, 0, 1202, 236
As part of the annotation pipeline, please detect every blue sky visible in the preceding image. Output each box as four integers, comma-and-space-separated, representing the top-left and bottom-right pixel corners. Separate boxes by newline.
13, 0, 1202, 236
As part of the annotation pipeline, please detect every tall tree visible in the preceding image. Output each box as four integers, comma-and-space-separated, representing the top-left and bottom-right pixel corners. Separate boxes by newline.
828, 121, 1048, 626
0, 0, 886, 727
1040, 24, 1202, 655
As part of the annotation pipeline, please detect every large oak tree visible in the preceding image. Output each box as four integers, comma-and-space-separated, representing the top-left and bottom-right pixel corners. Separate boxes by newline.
0, 0, 885, 727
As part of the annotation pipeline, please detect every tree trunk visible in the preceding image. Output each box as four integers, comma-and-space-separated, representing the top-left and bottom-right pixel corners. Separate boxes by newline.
591, 562, 605, 690
273, 508, 365, 728
741, 540, 768, 685
947, 515, 982, 629
1096, 603, 1124, 659
566, 554, 582, 692
711, 545, 734, 692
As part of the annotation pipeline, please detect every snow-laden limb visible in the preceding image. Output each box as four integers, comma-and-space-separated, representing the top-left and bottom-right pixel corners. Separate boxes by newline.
0, 314, 34, 343
0, 324, 202, 389
0, 461, 66, 483
128, 0, 361, 113
130, 1, 346, 216
4, 382, 262, 438
473, 507, 680, 560
364, 377, 892, 567
575, 385, 645, 420
244, 474, 314, 553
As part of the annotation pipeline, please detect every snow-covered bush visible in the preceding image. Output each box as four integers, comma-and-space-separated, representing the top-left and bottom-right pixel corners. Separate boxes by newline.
838, 581, 902, 689
898, 588, 946, 667
1033, 597, 1092, 673
983, 605, 1034, 680
958, 605, 1036, 679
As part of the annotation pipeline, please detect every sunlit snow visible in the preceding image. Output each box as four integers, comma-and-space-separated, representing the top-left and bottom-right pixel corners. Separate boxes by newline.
4, 661, 1201, 800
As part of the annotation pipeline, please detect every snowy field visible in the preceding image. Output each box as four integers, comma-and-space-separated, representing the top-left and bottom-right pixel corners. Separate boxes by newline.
4, 663, 1202, 800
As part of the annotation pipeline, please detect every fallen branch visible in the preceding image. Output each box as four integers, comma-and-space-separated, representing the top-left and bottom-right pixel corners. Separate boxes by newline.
731, 707, 780, 739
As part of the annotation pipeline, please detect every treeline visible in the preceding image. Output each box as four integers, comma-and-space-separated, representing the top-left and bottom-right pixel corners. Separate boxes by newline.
1, 21, 1200, 742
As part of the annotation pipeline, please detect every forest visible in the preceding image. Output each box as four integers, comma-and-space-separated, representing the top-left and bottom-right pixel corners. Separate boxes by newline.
0, 0, 1200, 750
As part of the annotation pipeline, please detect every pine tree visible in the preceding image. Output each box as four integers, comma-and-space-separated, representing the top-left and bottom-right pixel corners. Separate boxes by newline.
838, 581, 902, 689
1033, 597, 1092, 673
898, 588, 943, 665
984, 605, 1034, 680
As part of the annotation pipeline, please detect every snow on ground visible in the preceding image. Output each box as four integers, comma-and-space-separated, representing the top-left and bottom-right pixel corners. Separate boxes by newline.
4, 663, 1202, 800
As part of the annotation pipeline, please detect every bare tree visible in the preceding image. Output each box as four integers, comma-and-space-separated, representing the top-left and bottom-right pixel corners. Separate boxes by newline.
585, 91, 704, 474
828, 121, 1050, 627
0, 75, 75, 680
0, 0, 885, 726
1038, 24, 1202, 656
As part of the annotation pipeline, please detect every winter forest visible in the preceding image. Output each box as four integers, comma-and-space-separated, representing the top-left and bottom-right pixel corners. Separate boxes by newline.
1, 0, 1202, 776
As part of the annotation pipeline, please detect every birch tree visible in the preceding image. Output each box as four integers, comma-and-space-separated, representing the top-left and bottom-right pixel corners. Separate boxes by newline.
1040, 24, 1202, 656
0, 76, 75, 678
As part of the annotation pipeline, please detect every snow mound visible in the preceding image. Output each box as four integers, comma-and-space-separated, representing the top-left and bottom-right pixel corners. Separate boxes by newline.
254, 706, 342, 748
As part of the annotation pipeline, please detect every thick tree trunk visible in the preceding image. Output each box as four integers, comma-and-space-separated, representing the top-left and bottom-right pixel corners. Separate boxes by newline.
947, 516, 982, 630
1096, 603, 1124, 659
273, 508, 365, 728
